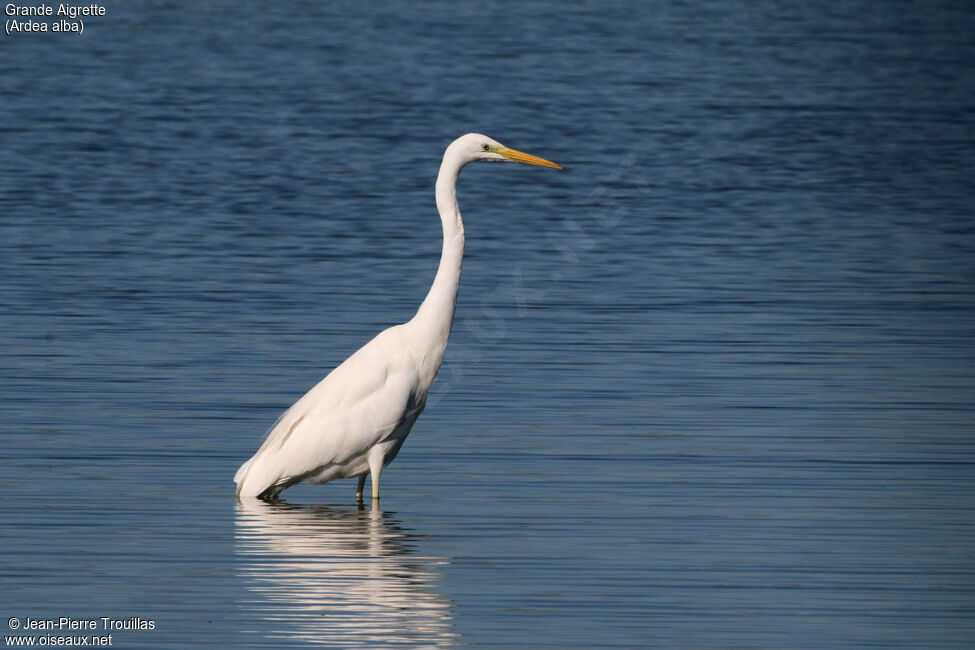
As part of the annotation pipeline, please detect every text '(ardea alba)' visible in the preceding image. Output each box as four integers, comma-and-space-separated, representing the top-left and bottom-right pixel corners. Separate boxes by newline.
235, 134, 563, 501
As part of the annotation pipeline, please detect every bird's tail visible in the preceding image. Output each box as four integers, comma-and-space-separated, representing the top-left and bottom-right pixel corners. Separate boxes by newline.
234, 458, 257, 497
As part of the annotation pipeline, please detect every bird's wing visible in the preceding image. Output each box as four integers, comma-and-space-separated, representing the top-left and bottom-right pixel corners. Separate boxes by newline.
235, 325, 420, 496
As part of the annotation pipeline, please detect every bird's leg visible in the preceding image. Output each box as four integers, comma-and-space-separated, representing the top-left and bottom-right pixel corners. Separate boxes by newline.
356, 474, 366, 503
367, 446, 384, 502
371, 472, 380, 502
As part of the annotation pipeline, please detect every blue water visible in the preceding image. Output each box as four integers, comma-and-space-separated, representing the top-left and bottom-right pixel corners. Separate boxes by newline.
3, 1, 975, 648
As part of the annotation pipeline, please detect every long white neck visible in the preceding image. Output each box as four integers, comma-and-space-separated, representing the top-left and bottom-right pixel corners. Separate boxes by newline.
410, 147, 467, 353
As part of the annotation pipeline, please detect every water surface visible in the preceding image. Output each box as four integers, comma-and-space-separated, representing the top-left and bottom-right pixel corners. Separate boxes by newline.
2, 1, 975, 647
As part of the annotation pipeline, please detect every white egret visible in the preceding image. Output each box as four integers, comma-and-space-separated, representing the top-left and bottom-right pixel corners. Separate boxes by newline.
235, 133, 562, 501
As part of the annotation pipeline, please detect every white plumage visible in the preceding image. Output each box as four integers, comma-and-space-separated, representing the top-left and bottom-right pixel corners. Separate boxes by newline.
235, 133, 562, 501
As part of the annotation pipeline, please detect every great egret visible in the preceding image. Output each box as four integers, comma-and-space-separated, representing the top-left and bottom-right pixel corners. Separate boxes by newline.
235, 133, 562, 501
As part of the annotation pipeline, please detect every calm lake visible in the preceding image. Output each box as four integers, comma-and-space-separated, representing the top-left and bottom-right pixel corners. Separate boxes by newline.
2, 1, 974, 648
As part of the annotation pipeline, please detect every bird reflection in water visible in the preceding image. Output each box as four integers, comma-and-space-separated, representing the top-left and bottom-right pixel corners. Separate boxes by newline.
235, 498, 456, 647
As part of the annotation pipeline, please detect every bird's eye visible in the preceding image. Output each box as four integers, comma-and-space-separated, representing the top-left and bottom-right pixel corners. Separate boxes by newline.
481, 144, 490, 151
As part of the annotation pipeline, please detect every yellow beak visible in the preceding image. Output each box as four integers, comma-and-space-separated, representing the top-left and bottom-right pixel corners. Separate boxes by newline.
498, 146, 564, 170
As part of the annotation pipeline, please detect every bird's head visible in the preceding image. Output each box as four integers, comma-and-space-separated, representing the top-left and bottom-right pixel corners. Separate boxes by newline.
450, 133, 564, 169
